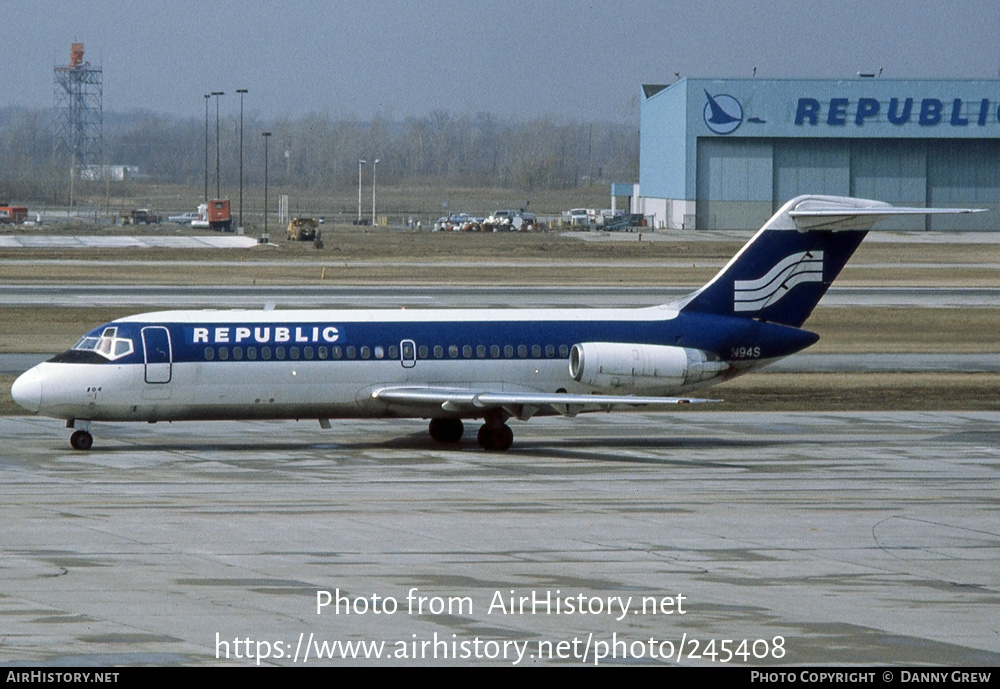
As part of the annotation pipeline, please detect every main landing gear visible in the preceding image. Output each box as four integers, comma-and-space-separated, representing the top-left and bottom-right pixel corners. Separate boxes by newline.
428, 417, 464, 443
428, 411, 514, 451
476, 422, 513, 451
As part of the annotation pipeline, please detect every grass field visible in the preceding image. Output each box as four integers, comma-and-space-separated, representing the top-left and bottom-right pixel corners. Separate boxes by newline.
3, 226, 999, 285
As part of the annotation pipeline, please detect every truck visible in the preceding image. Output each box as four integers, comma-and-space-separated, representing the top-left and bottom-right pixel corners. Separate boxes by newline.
206, 199, 232, 231
0, 204, 28, 224
567, 208, 593, 226
119, 209, 161, 225
287, 217, 319, 241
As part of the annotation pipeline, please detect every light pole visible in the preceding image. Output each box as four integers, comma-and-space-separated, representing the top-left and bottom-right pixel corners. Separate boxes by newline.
203, 94, 210, 204
212, 91, 224, 199
357, 159, 366, 224
372, 158, 380, 226
262, 132, 272, 240
236, 88, 247, 230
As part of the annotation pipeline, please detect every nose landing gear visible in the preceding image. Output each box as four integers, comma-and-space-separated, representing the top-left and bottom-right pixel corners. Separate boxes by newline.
70, 429, 93, 451
67, 420, 93, 451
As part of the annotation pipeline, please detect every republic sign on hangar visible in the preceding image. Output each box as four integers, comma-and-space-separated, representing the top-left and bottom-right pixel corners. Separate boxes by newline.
636, 78, 1000, 231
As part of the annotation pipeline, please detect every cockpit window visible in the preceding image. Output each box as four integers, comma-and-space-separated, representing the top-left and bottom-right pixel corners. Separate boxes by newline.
73, 328, 134, 361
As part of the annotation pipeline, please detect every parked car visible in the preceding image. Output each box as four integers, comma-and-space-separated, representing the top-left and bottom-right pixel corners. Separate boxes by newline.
168, 212, 200, 224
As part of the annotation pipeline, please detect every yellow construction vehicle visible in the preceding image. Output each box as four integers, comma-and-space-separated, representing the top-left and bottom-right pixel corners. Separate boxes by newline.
287, 217, 319, 241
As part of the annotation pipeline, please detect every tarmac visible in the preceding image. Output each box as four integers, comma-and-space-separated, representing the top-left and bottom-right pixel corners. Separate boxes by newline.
1, 411, 998, 666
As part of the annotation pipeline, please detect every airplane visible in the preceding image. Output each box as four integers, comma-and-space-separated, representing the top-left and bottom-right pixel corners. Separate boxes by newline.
10, 195, 981, 452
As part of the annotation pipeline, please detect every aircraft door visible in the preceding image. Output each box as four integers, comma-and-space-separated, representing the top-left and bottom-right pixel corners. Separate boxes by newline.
400, 339, 416, 368
142, 326, 173, 384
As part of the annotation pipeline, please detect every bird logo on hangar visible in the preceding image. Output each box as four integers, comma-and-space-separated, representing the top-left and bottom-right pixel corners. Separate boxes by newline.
703, 91, 767, 134
704, 91, 743, 134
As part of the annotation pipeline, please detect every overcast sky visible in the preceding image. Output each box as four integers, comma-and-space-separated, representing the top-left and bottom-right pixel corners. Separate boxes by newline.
2, 0, 998, 123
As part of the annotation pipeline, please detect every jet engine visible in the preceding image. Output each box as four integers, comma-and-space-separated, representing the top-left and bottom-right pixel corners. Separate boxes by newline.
569, 342, 729, 391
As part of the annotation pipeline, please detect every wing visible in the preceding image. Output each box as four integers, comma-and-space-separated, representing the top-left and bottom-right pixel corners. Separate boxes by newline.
371, 386, 719, 421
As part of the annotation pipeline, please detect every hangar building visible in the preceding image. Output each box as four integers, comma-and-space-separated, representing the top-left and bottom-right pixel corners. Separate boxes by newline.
636, 78, 1000, 230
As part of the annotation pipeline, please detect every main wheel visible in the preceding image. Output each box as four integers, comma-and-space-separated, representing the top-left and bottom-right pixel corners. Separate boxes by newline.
70, 430, 93, 451
477, 423, 513, 451
428, 418, 464, 443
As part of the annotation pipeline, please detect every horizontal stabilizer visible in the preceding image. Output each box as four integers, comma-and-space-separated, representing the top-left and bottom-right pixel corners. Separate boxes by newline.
785, 197, 983, 231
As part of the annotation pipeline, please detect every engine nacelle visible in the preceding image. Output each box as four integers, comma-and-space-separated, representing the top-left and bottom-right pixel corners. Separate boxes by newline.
569, 342, 729, 392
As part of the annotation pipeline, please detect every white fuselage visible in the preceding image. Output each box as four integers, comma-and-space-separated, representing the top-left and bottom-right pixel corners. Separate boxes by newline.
14, 304, 752, 424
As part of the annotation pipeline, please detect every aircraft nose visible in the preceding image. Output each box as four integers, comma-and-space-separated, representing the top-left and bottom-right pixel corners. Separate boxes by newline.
10, 368, 42, 413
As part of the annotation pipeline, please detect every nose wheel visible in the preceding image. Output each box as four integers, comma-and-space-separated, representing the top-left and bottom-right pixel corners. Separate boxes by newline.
70, 430, 93, 451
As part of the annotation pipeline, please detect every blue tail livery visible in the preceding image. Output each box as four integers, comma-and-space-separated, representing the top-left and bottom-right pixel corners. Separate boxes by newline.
10, 195, 982, 451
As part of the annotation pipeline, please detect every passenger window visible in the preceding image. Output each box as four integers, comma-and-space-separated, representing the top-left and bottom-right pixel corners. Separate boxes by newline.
233, 347, 243, 360
559, 345, 569, 357
248, 347, 258, 360
531, 345, 541, 358
419, 345, 428, 358
463, 345, 473, 358
360, 346, 370, 359
219, 347, 229, 361
388, 345, 399, 359
304, 346, 314, 360
374, 346, 385, 359
262, 347, 272, 360
477, 345, 486, 358
545, 344, 555, 357
204, 347, 214, 361
517, 345, 527, 358
276, 346, 286, 360
448, 345, 459, 358
504, 345, 513, 358
491, 345, 500, 358
290, 347, 300, 360
434, 345, 443, 358
346, 346, 356, 359
333, 346, 342, 359
318, 346, 328, 359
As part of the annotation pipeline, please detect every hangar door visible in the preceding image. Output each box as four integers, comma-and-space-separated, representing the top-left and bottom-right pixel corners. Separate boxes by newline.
849, 140, 927, 230
772, 139, 850, 210
926, 139, 1000, 231
696, 139, 773, 230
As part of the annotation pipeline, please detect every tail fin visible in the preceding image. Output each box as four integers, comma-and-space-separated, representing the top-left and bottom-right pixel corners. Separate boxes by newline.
674, 195, 982, 328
